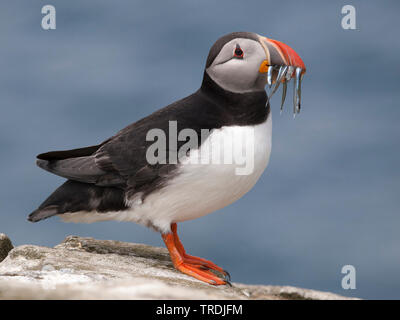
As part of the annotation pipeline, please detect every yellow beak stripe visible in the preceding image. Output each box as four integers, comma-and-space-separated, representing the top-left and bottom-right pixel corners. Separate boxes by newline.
259, 60, 270, 73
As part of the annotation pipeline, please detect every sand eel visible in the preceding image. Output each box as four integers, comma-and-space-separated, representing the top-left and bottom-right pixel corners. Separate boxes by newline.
28, 32, 306, 285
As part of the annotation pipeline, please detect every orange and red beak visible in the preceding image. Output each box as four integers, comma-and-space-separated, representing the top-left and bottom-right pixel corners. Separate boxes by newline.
258, 35, 306, 115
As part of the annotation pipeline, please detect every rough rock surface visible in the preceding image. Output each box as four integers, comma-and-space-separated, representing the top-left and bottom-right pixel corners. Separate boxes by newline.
0, 235, 356, 300
0, 234, 13, 262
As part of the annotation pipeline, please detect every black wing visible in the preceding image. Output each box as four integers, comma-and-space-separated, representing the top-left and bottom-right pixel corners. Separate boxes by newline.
35, 78, 268, 195
36, 143, 109, 182
35, 90, 224, 193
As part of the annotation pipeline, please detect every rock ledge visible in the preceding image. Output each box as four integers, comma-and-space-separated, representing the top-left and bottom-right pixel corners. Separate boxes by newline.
0, 235, 356, 300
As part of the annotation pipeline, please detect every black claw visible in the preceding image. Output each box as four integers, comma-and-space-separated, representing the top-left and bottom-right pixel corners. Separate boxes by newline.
225, 280, 233, 287
223, 269, 231, 281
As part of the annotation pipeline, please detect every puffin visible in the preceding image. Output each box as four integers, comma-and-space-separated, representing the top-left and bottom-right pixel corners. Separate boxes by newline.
28, 32, 306, 286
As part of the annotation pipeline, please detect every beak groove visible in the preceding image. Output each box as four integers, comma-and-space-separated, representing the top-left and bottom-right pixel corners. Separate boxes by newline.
259, 36, 306, 116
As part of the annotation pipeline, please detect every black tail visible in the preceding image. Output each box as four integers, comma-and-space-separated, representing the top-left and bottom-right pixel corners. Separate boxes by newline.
28, 180, 128, 222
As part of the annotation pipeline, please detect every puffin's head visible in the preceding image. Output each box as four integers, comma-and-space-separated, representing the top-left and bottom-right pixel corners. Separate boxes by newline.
205, 32, 306, 114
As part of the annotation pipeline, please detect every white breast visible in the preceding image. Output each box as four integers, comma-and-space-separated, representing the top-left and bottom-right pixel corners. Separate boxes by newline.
61, 115, 272, 233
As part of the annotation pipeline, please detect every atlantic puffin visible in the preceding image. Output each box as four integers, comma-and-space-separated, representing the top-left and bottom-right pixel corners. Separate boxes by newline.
29, 32, 306, 285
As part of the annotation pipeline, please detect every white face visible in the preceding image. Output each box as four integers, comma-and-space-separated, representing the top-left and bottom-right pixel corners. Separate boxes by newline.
205, 38, 268, 93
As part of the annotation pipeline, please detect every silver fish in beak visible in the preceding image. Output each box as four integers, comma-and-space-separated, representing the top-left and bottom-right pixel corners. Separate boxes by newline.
258, 36, 306, 116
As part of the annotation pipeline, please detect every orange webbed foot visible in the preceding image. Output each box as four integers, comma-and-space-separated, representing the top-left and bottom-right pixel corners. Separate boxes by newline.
162, 223, 231, 286
180, 253, 231, 281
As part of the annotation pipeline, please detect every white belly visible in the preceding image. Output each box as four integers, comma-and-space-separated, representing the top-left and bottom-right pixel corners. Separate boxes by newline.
61, 115, 272, 233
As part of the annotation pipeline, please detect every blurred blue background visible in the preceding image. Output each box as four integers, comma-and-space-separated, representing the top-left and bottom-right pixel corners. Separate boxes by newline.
1, 0, 399, 299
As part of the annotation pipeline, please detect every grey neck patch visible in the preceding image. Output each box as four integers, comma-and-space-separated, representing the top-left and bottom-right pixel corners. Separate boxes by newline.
206, 69, 267, 94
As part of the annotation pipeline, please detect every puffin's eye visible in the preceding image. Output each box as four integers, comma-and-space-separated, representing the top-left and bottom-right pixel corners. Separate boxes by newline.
234, 45, 244, 58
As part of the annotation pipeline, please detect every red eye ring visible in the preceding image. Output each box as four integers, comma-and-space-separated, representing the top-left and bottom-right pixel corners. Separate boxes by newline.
234, 45, 244, 58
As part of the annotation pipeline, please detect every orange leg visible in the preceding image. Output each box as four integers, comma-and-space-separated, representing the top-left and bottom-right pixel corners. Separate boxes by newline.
171, 223, 230, 281
162, 223, 230, 286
